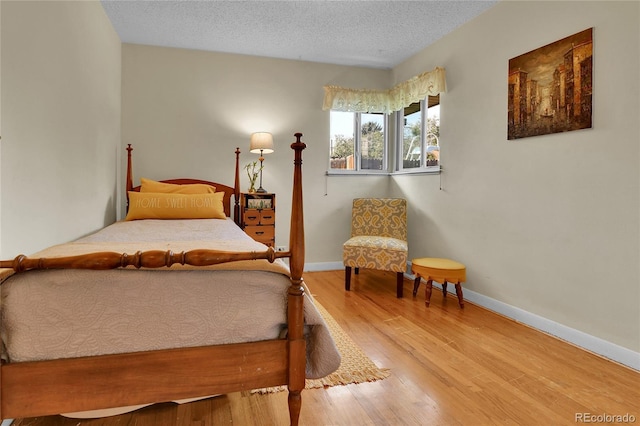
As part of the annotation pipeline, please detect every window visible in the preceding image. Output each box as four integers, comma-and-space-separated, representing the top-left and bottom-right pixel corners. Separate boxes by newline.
329, 111, 387, 172
397, 94, 440, 172
328, 94, 440, 174
323, 67, 445, 174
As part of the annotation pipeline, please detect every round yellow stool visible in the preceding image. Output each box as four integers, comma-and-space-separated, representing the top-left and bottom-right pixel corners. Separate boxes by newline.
411, 258, 466, 308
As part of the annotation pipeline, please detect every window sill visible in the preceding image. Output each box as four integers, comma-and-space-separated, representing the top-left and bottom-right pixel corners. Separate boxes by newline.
392, 166, 441, 175
325, 170, 391, 176
325, 167, 441, 177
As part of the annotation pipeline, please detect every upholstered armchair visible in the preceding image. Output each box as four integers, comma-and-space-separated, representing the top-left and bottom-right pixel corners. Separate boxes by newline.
343, 198, 408, 298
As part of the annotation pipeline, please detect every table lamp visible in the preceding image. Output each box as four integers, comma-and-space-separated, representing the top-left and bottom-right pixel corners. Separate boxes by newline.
249, 132, 274, 193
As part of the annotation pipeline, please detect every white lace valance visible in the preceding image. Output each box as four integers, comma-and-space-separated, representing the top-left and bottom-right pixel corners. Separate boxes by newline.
322, 67, 446, 114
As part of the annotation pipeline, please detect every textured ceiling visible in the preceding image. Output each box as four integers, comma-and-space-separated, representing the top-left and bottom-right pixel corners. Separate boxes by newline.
101, 0, 497, 69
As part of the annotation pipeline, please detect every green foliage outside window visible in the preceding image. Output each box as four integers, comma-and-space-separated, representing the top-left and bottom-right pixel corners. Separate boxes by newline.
331, 121, 384, 160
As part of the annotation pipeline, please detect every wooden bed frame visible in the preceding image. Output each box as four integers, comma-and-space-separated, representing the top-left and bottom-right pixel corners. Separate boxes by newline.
0, 133, 308, 425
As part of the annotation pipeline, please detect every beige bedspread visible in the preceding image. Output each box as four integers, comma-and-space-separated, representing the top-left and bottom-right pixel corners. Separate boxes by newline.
0, 218, 340, 380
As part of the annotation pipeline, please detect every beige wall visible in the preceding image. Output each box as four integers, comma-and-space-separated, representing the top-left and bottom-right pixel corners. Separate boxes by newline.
1, 1, 121, 257
121, 44, 391, 259
392, 1, 639, 353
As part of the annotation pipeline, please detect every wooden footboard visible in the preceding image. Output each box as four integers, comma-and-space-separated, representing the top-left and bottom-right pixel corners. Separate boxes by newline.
1, 341, 288, 419
0, 133, 307, 425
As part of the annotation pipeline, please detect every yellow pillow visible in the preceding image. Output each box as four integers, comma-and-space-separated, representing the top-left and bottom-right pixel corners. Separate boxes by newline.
125, 192, 226, 221
140, 177, 216, 194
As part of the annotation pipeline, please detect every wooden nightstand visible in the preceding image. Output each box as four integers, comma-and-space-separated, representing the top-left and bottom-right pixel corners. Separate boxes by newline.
240, 193, 275, 247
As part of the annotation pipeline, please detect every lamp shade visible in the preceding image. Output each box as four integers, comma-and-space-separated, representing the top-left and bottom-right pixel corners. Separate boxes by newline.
249, 132, 274, 154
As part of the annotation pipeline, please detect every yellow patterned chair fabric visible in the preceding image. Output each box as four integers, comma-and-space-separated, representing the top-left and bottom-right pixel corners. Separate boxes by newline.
343, 198, 408, 298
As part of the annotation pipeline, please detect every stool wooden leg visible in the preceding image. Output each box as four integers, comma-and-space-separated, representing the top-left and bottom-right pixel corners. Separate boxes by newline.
345, 267, 352, 291
354, 267, 359, 275
442, 281, 448, 298
425, 279, 433, 307
455, 283, 464, 308
412, 276, 421, 296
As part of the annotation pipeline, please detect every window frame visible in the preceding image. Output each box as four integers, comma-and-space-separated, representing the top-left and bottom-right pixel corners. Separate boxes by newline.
328, 110, 390, 175
395, 96, 441, 174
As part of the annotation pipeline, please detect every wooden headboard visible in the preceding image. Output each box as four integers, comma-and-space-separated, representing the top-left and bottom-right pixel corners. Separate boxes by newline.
124, 145, 242, 225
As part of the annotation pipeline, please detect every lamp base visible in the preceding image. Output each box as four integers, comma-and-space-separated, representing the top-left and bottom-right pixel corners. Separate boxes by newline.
256, 187, 267, 193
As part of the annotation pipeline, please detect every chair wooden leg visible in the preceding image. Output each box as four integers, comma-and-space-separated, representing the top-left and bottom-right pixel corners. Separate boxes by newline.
354, 267, 359, 275
345, 267, 352, 291
455, 283, 464, 308
425, 279, 433, 307
396, 272, 404, 298
412, 276, 421, 296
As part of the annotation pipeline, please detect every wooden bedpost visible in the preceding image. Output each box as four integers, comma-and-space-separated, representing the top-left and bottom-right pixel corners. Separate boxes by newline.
287, 133, 306, 426
126, 144, 134, 212
234, 147, 241, 226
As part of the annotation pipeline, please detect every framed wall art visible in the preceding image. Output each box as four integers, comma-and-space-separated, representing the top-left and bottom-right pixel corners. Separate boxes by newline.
508, 28, 593, 140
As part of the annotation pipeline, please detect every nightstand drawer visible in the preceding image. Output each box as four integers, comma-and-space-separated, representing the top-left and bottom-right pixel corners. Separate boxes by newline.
260, 209, 275, 225
244, 209, 261, 226
244, 225, 275, 241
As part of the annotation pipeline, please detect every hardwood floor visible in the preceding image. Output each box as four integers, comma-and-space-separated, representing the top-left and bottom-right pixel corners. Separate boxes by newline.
13, 269, 640, 426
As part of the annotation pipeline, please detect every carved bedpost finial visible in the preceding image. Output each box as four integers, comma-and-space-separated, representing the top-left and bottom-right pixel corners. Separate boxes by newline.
291, 133, 306, 153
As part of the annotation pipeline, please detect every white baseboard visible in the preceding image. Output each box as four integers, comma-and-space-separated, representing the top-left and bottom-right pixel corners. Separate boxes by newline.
429, 280, 640, 371
304, 261, 344, 272
2, 419, 14, 426
304, 262, 640, 371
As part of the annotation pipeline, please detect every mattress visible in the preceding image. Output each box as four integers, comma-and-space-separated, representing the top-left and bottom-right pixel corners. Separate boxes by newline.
0, 218, 340, 379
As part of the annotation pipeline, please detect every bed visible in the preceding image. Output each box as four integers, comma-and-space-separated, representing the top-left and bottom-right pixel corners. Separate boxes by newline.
0, 133, 338, 425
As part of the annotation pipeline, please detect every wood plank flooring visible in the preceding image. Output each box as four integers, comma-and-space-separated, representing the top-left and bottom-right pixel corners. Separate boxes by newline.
12, 269, 640, 425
